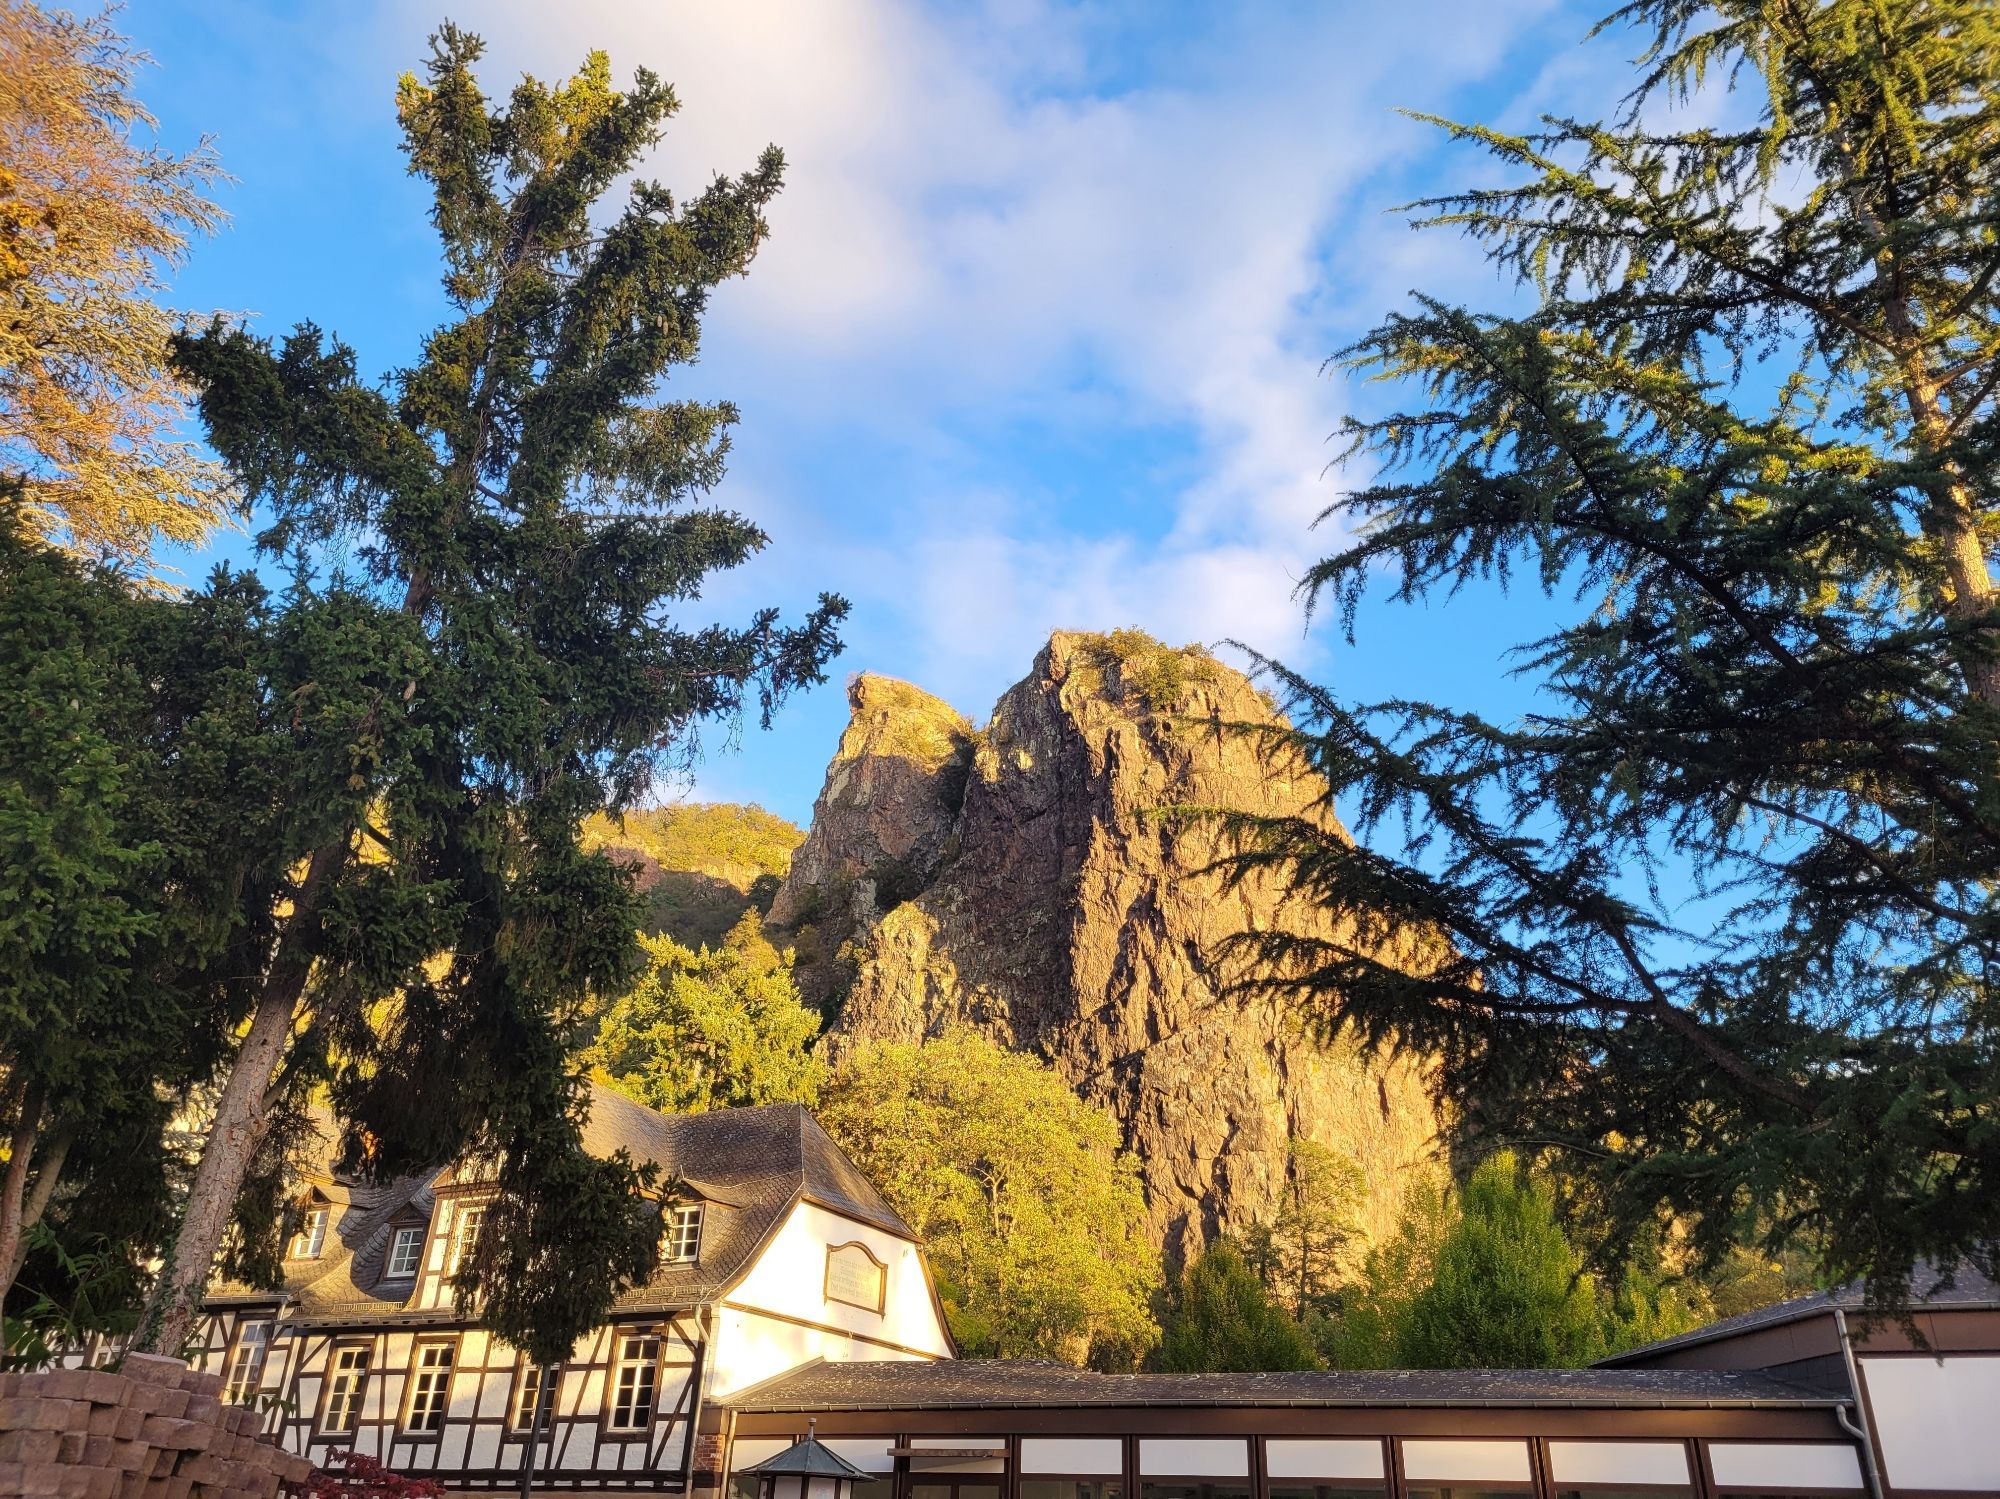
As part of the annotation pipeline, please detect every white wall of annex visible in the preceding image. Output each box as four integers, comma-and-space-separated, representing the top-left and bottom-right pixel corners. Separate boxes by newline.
709, 1305, 932, 1399
722, 1200, 950, 1357
1860, 1354, 2000, 1492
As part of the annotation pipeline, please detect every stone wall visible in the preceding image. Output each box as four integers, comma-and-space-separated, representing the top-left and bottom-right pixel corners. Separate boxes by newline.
0, 1352, 312, 1499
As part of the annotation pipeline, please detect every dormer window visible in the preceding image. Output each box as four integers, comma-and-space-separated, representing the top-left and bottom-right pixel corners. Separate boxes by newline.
386, 1224, 424, 1278
449, 1205, 485, 1275
664, 1203, 703, 1264
289, 1206, 329, 1260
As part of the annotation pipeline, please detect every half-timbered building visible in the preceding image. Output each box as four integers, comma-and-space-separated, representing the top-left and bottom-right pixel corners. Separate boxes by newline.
72, 1082, 2000, 1499
184, 1088, 952, 1495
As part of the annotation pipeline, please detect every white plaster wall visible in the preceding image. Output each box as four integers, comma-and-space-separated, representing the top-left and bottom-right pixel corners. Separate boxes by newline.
1860, 1354, 2000, 1492
726, 1201, 950, 1352
709, 1306, 933, 1398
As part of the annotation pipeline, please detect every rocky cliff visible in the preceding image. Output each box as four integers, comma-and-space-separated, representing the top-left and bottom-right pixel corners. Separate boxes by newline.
771, 631, 1441, 1264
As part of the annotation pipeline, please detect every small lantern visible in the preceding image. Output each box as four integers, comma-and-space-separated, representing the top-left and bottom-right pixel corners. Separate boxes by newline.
740, 1420, 875, 1499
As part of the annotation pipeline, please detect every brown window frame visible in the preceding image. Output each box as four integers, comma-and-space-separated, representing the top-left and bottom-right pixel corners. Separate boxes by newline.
316, 1341, 373, 1438
222, 1317, 274, 1405
401, 1336, 458, 1438
510, 1357, 561, 1432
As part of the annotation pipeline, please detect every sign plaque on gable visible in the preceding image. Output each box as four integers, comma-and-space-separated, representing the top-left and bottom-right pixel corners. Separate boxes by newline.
823, 1241, 886, 1313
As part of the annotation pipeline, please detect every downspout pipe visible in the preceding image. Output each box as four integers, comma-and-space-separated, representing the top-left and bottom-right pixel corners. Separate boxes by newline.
1833, 1309, 1887, 1499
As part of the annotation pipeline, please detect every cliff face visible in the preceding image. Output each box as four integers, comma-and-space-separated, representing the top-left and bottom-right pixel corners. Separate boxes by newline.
772, 632, 1440, 1264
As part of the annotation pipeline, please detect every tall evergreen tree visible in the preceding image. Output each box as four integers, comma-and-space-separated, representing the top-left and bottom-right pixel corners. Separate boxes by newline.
1153, 1242, 1322, 1373
131, 28, 844, 1358
1226, 0, 2000, 1300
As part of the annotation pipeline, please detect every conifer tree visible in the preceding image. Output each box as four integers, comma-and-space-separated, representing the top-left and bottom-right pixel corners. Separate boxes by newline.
1228, 0, 2000, 1300
130, 28, 844, 1358
1153, 1242, 1322, 1373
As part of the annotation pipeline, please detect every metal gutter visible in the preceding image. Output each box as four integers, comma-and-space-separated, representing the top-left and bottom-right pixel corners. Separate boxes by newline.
1832, 1309, 1887, 1499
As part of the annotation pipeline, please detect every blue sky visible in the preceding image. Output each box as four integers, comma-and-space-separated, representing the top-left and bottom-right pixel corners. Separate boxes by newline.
126, 0, 1632, 827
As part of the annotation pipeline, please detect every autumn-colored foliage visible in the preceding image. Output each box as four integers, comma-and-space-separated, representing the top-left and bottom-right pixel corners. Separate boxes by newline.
0, 0, 231, 571
307, 1451, 446, 1499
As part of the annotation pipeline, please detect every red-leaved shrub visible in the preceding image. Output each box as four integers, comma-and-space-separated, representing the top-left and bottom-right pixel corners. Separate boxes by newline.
307, 1451, 446, 1499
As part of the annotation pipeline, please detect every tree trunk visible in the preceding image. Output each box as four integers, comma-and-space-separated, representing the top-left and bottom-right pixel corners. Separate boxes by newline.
0, 1121, 76, 1299
131, 839, 347, 1355
0, 1085, 45, 1304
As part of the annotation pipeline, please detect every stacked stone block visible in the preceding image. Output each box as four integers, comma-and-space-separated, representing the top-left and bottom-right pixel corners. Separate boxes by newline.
0, 1353, 313, 1499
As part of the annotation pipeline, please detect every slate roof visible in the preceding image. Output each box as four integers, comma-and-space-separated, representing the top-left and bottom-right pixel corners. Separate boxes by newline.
724, 1358, 1843, 1412
213, 1086, 913, 1327
1598, 1261, 2000, 1367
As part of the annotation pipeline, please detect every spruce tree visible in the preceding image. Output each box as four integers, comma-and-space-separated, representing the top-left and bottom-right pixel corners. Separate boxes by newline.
1227, 0, 2000, 1300
1153, 1242, 1323, 1373
130, 28, 844, 1358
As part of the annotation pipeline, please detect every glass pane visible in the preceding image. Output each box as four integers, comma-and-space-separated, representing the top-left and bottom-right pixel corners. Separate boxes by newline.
1555, 1491, 1694, 1499
1404, 1490, 1532, 1499
1023, 1482, 1123, 1499
909, 1486, 955, 1499
1269, 1488, 1384, 1499
1140, 1484, 1251, 1499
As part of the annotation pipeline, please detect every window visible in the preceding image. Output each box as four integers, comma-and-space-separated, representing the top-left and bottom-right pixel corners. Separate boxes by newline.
664, 1203, 703, 1263
607, 1334, 659, 1432
404, 1340, 455, 1433
513, 1361, 558, 1430
1399, 1438, 1534, 1499
1549, 1439, 1693, 1499
448, 1205, 484, 1275
386, 1225, 423, 1278
1138, 1438, 1250, 1499
1265, 1439, 1387, 1499
222, 1320, 272, 1404
321, 1345, 371, 1435
290, 1206, 328, 1259
1023, 1484, 1122, 1499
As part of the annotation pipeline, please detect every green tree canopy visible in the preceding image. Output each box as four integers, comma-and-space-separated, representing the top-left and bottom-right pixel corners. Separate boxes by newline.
1324, 1157, 1704, 1369
587, 912, 824, 1113
1225, 0, 2000, 1301
1240, 1137, 1364, 1320
1394, 1155, 1610, 1369
117, 26, 844, 1365
1154, 1241, 1322, 1373
817, 1028, 1159, 1363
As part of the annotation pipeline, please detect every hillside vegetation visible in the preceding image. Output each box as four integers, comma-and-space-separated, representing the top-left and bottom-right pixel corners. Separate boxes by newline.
585, 804, 805, 947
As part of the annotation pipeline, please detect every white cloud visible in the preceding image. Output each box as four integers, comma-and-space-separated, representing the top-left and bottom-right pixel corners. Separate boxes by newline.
404, 0, 1585, 743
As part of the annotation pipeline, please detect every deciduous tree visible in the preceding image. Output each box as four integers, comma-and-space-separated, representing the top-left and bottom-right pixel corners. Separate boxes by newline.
818, 1028, 1158, 1363
0, 1, 230, 570
587, 912, 825, 1114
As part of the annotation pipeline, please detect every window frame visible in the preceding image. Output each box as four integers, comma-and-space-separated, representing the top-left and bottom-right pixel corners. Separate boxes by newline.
401, 1336, 458, 1437
317, 1341, 373, 1437
511, 1357, 559, 1432
664, 1202, 704, 1264
221, 1317, 274, 1405
385, 1224, 424, 1279
290, 1205, 329, 1260
447, 1204, 485, 1276
603, 1331, 662, 1434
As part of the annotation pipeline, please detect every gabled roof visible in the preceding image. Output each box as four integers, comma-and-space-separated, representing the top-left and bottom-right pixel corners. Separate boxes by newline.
1597, 1261, 2000, 1366
213, 1085, 914, 1326
723, 1358, 1844, 1413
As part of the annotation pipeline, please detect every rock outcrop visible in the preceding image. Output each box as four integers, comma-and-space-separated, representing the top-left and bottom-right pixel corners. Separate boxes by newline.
772, 631, 1441, 1264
